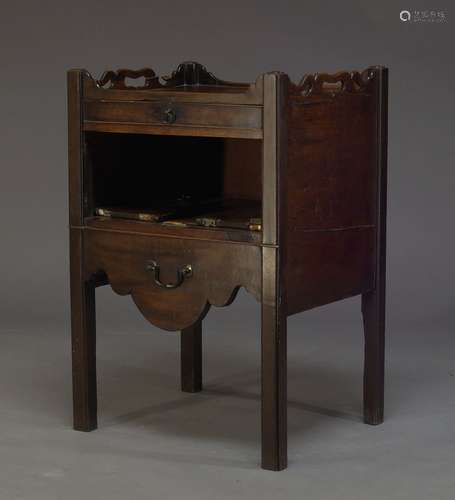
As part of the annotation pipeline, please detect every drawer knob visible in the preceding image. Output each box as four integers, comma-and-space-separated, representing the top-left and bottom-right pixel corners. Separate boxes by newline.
163, 108, 177, 124
145, 260, 192, 289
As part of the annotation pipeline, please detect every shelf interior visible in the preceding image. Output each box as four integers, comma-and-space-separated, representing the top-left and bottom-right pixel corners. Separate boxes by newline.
85, 132, 263, 236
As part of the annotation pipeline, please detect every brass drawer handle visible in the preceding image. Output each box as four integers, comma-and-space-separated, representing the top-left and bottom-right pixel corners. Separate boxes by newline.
145, 260, 192, 289
163, 108, 177, 124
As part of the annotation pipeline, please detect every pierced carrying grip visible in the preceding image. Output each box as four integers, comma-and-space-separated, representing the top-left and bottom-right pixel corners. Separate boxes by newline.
97, 68, 160, 89
296, 68, 375, 96
145, 261, 192, 289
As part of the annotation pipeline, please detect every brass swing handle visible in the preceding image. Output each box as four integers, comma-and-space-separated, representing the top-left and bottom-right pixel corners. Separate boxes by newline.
145, 261, 192, 289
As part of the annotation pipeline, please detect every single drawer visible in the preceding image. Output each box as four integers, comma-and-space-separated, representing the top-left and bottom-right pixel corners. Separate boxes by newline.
83, 100, 263, 139
84, 229, 261, 330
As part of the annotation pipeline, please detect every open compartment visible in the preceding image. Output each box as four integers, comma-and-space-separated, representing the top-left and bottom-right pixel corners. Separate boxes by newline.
84, 132, 263, 234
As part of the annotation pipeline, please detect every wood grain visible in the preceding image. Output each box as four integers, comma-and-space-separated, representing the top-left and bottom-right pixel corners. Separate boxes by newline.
84, 230, 262, 331
84, 99, 262, 139
285, 73, 378, 315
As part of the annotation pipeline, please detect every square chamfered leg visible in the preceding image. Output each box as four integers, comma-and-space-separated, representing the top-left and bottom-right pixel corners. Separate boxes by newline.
70, 229, 97, 431
261, 247, 287, 471
362, 65, 388, 426
362, 289, 385, 425
181, 320, 202, 393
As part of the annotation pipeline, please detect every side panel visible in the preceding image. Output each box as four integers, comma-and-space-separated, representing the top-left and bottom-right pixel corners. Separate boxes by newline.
286, 74, 381, 315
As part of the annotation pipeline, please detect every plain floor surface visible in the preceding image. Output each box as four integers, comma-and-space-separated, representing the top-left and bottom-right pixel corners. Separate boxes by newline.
1, 290, 454, 500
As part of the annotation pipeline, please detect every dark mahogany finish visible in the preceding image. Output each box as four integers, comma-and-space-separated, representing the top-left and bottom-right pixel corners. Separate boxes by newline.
68, 61, 388, 470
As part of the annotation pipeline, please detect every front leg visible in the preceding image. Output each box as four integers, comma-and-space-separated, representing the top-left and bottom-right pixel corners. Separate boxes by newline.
261, 247, 287, 470
70, 229, 97, 431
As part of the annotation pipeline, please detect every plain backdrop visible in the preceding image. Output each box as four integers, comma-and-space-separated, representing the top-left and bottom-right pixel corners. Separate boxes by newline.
1, 0, 453, 329
0, 1, 454, 499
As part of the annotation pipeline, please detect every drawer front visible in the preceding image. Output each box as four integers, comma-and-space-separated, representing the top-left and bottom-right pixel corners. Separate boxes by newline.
84, 230, 261, 331
83, 100, 263, 138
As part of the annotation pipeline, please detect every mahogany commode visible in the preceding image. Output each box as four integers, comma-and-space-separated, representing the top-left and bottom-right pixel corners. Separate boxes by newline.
68, 61, 388, 470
